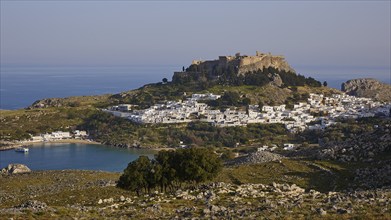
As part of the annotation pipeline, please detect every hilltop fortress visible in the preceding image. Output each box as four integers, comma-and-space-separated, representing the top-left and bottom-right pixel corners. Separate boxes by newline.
173, 51, 295, 83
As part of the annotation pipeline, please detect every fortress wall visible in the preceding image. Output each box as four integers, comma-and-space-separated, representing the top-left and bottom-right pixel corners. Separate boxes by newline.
199, 60, 219, 73
240, 56, 264, 66
177, 51, 295, 80
238, 55, 294, 75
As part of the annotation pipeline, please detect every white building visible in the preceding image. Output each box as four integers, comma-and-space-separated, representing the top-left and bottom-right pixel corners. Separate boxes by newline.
104, 92, 389, 132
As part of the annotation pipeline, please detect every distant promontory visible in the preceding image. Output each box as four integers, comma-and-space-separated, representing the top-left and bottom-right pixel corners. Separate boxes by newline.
342, 78, 391, 102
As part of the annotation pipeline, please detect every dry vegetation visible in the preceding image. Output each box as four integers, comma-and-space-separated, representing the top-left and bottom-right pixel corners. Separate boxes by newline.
1, 158, 390, 219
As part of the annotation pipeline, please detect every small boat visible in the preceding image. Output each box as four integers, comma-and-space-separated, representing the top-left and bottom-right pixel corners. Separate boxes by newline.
15, 147, 29, 153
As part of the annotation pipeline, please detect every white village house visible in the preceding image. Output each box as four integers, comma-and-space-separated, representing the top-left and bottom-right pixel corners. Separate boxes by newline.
104, 92, 390, 132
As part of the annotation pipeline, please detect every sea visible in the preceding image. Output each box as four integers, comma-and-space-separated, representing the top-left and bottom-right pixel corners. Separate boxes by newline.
294, 65, 390, 90
0, 65, 178, 110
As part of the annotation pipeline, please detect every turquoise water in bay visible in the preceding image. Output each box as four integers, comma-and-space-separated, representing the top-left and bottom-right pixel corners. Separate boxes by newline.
0, 143, 156, 172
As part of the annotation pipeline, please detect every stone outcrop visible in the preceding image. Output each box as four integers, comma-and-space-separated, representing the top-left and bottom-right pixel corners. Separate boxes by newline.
1, 164, 31, 175
229, 151, 284, 165
95, 182, 391, 218
29, 98, 64, 108
342, 78, 391, 102
237, 51, 295, 75
269, 73, 283, 87
17, 200, 48, 211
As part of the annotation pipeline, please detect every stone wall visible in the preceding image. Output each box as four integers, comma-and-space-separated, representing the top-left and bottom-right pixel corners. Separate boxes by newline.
187, 51, 295, 77
174, 51, 297, 84
238, 54, 295, 75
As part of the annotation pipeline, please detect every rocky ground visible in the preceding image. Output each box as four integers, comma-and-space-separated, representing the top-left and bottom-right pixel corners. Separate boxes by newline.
228, 151, 284, 166
318, 131, 390, 163
1, 166, 390, 219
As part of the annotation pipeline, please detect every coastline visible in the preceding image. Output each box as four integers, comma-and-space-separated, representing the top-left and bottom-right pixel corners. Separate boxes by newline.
0, 139, 174, 152
33, 139, 102, 145
0, 139, 101, 151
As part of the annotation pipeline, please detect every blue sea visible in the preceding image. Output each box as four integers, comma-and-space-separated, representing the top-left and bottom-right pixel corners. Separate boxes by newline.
294, 65, 390, 90
0, 65, 178, 110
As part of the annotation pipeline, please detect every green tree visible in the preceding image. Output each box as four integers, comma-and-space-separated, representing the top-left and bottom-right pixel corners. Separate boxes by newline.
118, 148, 223, 194
117, 156, 151, 195
221, 91, 240, 106
174, 148, 223, 184
242, 97, 251, 106
155, 150, 177, 192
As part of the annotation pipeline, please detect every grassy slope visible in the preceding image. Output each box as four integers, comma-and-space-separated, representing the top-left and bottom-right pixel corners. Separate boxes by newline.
216, 159, 353, 192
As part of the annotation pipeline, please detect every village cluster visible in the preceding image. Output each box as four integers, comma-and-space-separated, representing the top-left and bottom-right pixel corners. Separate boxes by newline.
104, 93, 391, 133
23, 130, 89, 143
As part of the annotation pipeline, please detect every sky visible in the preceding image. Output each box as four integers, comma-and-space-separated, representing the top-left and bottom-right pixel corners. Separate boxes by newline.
1, 1, 390, 82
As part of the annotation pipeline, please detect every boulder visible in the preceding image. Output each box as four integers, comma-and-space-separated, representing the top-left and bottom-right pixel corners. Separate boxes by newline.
231, 151, 284, 165
1, 164, 31, 175
17, 200, 47, 211
316, 208, 327, 215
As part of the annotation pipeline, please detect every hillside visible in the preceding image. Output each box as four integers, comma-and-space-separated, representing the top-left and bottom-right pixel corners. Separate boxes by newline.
172, 51, 322, 89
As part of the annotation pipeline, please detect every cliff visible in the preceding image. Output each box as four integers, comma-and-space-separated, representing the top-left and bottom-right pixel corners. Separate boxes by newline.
342, 78, 391, 102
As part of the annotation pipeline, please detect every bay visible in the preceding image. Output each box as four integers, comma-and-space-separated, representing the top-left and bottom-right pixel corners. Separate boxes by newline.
0, 143, 156, 172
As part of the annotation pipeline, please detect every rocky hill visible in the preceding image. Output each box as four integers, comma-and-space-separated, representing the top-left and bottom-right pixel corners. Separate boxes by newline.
172, 51, 322, 89
342, 78, 391, 102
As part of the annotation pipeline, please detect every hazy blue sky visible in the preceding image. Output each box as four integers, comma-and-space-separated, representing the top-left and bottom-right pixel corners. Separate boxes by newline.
1, 1, 390, 72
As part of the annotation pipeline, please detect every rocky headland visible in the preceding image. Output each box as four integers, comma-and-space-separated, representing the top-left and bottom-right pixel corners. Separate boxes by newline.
342, 78, 391, 102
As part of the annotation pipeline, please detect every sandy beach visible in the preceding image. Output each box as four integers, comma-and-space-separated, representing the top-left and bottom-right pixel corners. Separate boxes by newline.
0, 139, 175, 152
37, 139, 102, 145
0, 139, 101, 151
